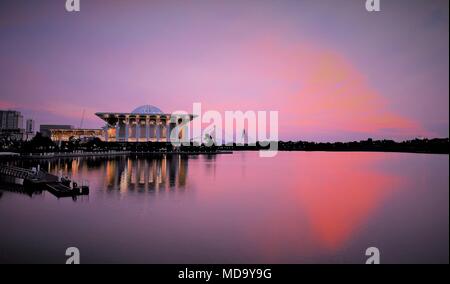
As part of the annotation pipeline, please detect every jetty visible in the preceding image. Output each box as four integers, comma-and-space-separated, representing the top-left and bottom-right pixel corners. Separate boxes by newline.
0, 164, 89, 198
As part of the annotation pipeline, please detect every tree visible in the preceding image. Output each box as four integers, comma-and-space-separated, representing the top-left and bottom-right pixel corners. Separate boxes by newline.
24, 132, 56, 152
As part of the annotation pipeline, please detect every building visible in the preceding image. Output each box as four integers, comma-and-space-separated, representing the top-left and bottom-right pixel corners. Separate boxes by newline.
25, 119, 35, 140
0, 110, 25, 141
0, 110, 23, 130
26, 119, 35, 133
96, 105, 193, 142
40, 124, 73, 138
50, 128, 104, 142
0, 128, 25, 141
40, 124, 104, 142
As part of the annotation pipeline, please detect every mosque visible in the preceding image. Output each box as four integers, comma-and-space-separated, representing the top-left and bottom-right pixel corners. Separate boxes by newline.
95, 105, 194, 142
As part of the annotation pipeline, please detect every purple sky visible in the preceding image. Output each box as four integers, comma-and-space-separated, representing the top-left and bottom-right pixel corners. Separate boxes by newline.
0, 0, 448, 141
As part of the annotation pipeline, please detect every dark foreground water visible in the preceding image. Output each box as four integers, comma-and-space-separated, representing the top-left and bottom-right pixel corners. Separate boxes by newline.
0, 152, 448, 264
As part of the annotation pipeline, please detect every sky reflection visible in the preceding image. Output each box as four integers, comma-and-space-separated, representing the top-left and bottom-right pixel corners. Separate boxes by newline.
1, 152, 448, 263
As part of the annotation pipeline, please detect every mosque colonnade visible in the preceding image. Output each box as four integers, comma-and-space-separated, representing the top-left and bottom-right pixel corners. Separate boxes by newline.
96, 105, 192, 142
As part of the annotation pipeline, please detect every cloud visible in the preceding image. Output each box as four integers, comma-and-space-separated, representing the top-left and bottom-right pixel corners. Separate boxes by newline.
164, 36, 429, 140
0, 100, 15, 109
238, 38, 429, 139
0, 27, 433, 139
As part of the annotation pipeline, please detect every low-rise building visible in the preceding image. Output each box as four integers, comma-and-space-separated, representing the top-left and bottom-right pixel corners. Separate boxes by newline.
50, 128, 105, 142
40, 124, 73, 138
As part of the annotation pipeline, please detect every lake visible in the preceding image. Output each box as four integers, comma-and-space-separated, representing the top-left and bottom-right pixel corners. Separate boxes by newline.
0, 152, 448, 263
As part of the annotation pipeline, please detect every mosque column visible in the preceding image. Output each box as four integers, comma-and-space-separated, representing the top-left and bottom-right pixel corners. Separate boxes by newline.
125, 116, 130, 141
150, 116, 154, 142
148, 119, 154, 141
145, 116, 150, 142
161, 119, 166, 142
135, 116, 140, 142
166, 119, 172, 143
156, 116, 161, 142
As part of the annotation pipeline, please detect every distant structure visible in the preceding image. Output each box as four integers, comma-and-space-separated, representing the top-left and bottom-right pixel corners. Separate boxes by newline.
40, 124, 106, 142
96, 105, 194, 142
0, 110, 23, 129
0, 110, 25, 141
40, 124, 73, 138
50, 128, 104, 142
26, 119, 34, 133
25, 119, 35, 141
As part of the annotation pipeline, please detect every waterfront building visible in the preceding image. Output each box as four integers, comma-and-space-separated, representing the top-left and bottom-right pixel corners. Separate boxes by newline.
0, 128, 24, 141
50, 128, 104, 142
40, 124, 73, 138
96, 105, 193, 142
0, 110, 25, 141
0, 110, 23, 130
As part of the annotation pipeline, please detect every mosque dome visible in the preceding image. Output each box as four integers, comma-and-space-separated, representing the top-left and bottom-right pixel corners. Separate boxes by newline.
131, 105, 164, 115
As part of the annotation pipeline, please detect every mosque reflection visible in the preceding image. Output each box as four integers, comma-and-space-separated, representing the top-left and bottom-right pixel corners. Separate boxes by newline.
44, 154, 189, 193
105, 155, 188, 192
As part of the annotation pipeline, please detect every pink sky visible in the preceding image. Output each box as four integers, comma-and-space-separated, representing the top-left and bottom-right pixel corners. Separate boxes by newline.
0, 0, 448, 141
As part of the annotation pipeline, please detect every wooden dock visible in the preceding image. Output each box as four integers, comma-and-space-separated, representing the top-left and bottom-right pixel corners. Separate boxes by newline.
0, 165, 58, 183
0, 165, 89, 198
46, 183, 77, 198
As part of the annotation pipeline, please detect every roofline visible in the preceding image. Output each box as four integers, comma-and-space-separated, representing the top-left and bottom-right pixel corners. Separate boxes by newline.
50, 128, 103, 131
95, 112, 172, 116
95, 112, 195, 117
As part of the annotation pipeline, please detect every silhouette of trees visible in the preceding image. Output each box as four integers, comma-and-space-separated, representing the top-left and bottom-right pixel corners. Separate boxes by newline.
22, 132, 56, 153
0, 135, 448, 155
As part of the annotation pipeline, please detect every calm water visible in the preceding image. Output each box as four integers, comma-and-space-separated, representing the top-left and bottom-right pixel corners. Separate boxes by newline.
0, 152, 448, 264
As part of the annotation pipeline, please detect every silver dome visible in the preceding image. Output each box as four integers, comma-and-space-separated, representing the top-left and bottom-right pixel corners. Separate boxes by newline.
131, 105, 164, 115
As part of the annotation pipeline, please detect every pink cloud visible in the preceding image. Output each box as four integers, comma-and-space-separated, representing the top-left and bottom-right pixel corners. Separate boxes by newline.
237, 38, 429, 139
0, 100, 15, 109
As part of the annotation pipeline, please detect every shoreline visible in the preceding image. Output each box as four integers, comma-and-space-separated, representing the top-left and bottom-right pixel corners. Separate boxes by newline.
0, 149, 448, 160
0, 150, 234, 160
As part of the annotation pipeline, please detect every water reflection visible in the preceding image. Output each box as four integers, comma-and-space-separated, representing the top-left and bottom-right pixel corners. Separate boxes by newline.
15, 154, 189, 195
107, 155, 188, 192
0, 152, 448, 263
250, 153, 401, 257
0, 184, 43, 198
